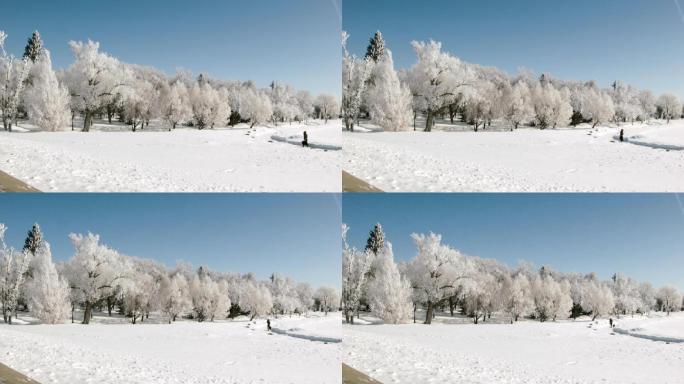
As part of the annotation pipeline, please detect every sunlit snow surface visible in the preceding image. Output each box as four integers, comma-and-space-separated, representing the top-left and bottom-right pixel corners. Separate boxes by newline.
0, 312, 341, 384
0, 119, 341, 192
343, 120, 684, 192
344, 311, 684, 384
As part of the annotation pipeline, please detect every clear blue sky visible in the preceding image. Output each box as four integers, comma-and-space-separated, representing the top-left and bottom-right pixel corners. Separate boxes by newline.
344, 0, 684, 99
343, 194, 684, 290
1, 0, 341, 96
0, 194, 341, 288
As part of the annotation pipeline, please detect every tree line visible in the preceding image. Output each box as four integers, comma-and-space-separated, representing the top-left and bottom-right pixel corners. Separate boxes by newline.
0, 223, 339, 325
343, 223, 682, 325
1, 30, 339, 132
343, 31, 682, 132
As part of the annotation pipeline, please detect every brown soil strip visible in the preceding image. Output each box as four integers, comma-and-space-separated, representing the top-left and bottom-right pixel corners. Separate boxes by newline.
0, 170, 40, 192
342, 363, 383, 384
0, 363, 40, 384
342, 171, 383, 193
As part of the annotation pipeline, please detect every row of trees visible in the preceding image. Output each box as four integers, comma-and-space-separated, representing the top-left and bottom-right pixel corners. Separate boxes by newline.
1, 30, 339, 132
343, 31, 683, 132
343, 223, 683, 325
0, 223, 338, 325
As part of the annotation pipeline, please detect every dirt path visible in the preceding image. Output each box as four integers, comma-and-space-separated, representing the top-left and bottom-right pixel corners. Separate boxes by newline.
342, 171, 382, 193
342, 363, 383, 384
0, 363, 40, 384
0, 170, 40, 192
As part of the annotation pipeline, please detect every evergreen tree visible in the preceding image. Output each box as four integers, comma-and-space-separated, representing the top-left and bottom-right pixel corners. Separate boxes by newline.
23, 223, 44, 256
365, 223, 385, 255
365, 31, 385, 63
23, 31, 43, 62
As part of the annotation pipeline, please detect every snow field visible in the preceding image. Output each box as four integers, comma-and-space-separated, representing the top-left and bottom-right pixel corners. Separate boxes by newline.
344, 312, 684, 384
343, 120, 684, 192
613, 312, 684, 343
0, 312, 341, 384
0, 119, 341, 192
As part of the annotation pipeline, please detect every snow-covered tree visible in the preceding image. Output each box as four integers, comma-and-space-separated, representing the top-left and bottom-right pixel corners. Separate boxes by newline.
315, 93, 338, 123
23, 31, 43, 62
0, 224, 32, 324
342, 224, 373, 323
63, 232, 127, 324
295, 282, 314, 314
121, 78, 154, 131
638, 282, 657, 314
23, 223, 44, 256
366, 51, 413, 131
581, 88, 615, 128
657, 285, 682, 315
189, 274, 228, 322
406, 40, 472, 131
637, 90, 656, 121
405, 232, 469, 324
271, 273, 297, 316
366, 243, 412, 324
532, 274, 572, 322
365, 31, 386, 63
463, 83, 494, 131
295, 90, 314, 121
610, 273, 641, 317
241, 88, 273, 128
23, 50, 70, 131
207, 279, 230, 321
240, 280, 273, 320
122, 270, 155, 324
158, 273, 191, 323
501, 273, 534, 322
458, 269, 491, 324
269, 82, 300, 125
502, 81, 534, 130
342, 32, 373, 131
25, 242, 70, 324
159, 81, 191, 130
63, 40, 126, 131
610, 81, 641, 125
657, 93, 681, 123
582, 282, 615, 320
315, 286, 339, 315
1, 31, 32, 131
365, 223, 386, 256
189, 83, 230, 129
531, 83, 572, 129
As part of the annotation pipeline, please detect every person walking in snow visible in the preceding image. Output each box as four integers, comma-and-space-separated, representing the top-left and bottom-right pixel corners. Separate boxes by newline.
619, 129, 624, 142
267, 319, 272, 332
609, 318, 613, 328
302, 131, 309, 147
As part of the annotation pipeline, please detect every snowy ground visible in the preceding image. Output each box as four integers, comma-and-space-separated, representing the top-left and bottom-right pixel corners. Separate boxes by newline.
0, 119, 341, 192
343, 119, 684, 192
344, 311, 684, 384
613, 312, 684, 343
0, 311, 341, 384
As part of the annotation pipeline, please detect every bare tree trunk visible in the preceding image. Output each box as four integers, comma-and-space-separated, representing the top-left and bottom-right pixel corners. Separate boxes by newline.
425, 110, 434, 132
83, 110, 93, 132
83, 301, 93, 324
425, 301, 434, 324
